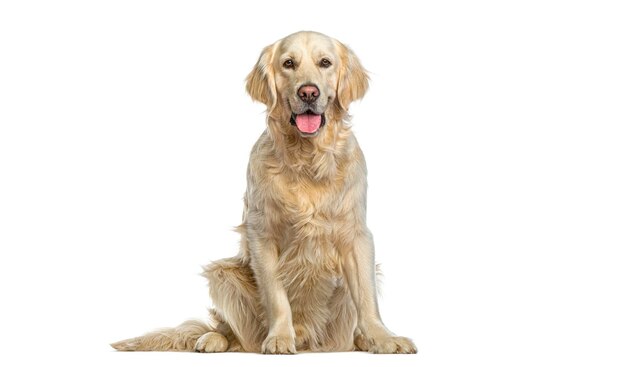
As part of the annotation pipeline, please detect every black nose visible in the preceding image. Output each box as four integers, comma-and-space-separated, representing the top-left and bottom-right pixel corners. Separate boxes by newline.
298, 84, 319, 103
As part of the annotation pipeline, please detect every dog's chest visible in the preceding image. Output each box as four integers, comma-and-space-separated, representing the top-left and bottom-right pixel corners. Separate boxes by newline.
270, 174, 346, 271
275, 176, 345, 226
277, 225, 344, 302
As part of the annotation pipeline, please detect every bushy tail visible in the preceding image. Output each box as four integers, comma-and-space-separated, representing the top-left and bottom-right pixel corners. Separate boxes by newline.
111, 320, 212, 352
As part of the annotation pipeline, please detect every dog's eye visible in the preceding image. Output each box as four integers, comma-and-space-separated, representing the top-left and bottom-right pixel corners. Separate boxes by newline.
283, 59, 295, 69
319, 58, 332, 68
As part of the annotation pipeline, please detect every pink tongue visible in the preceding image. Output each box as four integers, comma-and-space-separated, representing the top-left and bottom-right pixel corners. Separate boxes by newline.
295, 113, 321, 133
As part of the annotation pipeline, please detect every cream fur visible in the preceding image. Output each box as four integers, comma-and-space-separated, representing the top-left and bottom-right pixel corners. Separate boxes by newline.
111, 31, 416, 354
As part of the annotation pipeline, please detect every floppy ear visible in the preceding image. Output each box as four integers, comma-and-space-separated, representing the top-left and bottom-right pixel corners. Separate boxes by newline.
336, 41, 369, 111
245, 44, 277, 110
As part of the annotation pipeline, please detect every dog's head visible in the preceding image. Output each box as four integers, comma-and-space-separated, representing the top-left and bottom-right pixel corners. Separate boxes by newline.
246, 31, 368, 138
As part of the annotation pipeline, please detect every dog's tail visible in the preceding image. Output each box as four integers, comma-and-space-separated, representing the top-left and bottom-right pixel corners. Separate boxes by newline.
110, 319, 212, 352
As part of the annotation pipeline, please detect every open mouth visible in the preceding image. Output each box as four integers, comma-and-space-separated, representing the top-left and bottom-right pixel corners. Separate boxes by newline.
290, 111, 326, 136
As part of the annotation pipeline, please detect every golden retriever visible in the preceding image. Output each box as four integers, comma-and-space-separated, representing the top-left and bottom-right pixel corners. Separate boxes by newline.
111, 31, 416, 354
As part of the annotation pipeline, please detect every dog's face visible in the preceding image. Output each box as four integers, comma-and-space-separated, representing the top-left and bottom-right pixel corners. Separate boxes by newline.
277, 33, 337, 137
246, 31, 368, 138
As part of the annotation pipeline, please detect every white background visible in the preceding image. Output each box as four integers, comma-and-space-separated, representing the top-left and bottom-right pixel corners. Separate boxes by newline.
1, 1, 625, 366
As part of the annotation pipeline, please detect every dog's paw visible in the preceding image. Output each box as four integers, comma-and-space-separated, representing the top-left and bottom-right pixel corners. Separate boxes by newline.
195, 332, 228, 353
369, 336, 417, 354
354, 333, 370, 351
262, 334, 296, 354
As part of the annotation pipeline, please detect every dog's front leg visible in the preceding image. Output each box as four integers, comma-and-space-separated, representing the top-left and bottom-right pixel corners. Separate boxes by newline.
249, 234, 296, 354
344, 230, 417, 354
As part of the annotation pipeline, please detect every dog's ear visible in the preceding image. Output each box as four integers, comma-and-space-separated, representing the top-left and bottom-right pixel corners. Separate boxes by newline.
336, 41, 369, 111
246, 44, 277, 110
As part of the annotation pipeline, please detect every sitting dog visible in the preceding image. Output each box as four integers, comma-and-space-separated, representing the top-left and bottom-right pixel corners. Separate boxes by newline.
111, 31, 417, 354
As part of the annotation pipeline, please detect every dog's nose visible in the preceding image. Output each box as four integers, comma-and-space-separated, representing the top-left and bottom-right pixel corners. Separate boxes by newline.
298, 84, 319, 103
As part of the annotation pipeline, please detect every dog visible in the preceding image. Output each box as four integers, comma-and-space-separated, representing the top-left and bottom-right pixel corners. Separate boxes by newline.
111, 31, 417, 354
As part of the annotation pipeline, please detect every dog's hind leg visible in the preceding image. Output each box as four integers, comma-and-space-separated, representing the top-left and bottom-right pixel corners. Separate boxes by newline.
202, 256, 265, 352
111, 257, 263, 353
